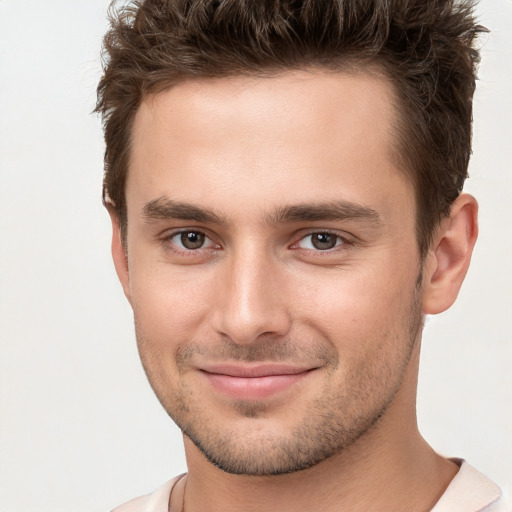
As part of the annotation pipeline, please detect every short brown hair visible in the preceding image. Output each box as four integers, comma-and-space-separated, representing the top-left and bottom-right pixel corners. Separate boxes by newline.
96, 0, 486, 256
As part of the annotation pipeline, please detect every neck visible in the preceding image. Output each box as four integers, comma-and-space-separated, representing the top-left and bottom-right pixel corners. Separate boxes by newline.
177, 343, 458, 512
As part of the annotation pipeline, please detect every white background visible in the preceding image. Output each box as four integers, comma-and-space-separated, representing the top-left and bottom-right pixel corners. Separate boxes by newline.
0, 1, 510, 511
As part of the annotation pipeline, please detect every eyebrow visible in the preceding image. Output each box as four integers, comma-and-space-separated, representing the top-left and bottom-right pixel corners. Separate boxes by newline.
142, 197, 381, 226
268, 201, 381, 225
142, 197, 227, 224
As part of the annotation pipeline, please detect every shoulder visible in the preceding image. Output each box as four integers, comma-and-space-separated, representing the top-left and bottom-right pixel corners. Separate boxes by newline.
110, 475, 185, 512
431, 459, 511, 512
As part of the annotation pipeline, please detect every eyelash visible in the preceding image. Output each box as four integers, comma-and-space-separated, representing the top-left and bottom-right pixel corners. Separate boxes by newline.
292, 231, 351, 253
161, 229, 352, 257
162, 229, 219, 256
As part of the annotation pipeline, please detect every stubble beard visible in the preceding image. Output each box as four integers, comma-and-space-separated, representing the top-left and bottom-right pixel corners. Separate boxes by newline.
136, 284, 423, 477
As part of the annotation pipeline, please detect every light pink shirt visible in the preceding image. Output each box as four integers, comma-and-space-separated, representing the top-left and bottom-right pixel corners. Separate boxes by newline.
110, 461, 510, 512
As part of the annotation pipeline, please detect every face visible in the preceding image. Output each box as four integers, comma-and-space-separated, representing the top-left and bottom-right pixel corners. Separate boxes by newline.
119, 71, 425, 475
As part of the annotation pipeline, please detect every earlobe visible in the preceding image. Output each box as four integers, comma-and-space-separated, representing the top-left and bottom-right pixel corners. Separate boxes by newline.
107, 206, 132, 306
422, 193, 478, 315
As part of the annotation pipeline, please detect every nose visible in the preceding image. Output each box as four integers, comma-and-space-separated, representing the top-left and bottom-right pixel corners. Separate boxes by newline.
210, 246, 292, 345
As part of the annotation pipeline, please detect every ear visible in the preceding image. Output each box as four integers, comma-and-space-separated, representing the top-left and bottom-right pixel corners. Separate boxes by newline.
422, 193, 478, 315
107, 206, 133, 306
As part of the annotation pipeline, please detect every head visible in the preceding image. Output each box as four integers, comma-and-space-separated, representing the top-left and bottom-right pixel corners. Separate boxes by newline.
96, 0, 483, 476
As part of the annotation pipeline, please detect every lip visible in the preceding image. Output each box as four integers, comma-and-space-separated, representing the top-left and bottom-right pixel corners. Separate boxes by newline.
199, 364, 315, 400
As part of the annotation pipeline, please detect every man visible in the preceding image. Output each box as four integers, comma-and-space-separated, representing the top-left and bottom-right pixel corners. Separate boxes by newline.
95, 1, 509, 510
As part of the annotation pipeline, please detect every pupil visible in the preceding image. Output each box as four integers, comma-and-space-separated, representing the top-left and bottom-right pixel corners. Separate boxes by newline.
312, 233, 336, 250
181, 231, 205, 249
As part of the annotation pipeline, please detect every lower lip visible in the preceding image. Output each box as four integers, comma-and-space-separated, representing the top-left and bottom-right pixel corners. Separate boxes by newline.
202, 371, 311, 400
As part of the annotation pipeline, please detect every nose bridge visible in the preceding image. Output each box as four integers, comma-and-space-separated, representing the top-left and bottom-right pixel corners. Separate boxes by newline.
213, 240, 291, 344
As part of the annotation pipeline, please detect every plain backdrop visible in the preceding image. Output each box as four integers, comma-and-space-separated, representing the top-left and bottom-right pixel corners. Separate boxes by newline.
0, 1, 510, 511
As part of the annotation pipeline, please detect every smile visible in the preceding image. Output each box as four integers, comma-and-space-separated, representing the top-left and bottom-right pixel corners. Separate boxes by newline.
199, 364, 315, 400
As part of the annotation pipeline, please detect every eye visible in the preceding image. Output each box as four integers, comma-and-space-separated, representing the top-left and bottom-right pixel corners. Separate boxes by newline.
168, 230, 216, 251
296, 232, 345, 251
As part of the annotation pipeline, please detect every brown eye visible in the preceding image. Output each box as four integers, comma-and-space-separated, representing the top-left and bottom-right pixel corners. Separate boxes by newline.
295, 232, 344, 251
180, 231, 205, 249
310, 232, 338, 250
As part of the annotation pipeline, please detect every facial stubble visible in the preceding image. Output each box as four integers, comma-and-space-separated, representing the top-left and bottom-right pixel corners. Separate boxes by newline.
135, 280, 423, 476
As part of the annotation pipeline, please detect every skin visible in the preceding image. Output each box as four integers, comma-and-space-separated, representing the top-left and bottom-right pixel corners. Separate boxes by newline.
110, 70, 478, 511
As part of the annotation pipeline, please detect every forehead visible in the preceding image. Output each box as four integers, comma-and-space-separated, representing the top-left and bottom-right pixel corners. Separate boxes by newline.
128, 70, 412, 222
132, 69, 398, 157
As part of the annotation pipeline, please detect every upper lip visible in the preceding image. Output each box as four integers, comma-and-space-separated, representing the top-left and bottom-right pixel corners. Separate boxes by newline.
200, 363, 315, 378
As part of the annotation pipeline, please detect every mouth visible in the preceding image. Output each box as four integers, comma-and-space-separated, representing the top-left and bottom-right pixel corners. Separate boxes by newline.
199, 363, 316, 400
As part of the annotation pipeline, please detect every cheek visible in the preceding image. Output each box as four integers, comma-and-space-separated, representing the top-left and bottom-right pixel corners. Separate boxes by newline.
301, 271, 422, 409
129, 258, 215, 344
297, 262, 420, 354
